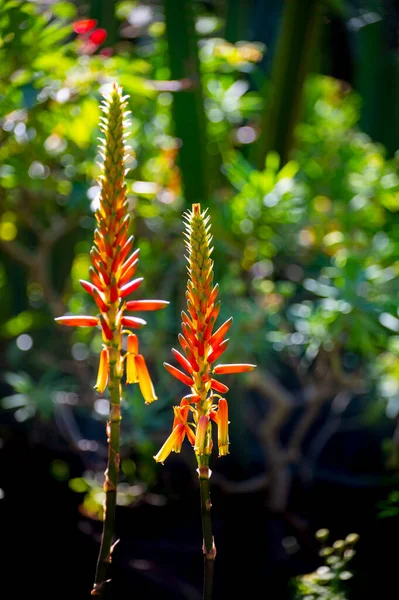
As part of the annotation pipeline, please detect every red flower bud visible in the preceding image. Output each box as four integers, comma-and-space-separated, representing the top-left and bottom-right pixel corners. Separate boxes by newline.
172, 348, 194, 374
119, 277, 143, 298
73, 19, 97, 34
210, 379, 229, 394
55, 315, 98, 327
121, 316, 147, 329
163, 363, 194, 387
126, 300, 169, 311
213, 364, 256, 375
89, 28, 107, 45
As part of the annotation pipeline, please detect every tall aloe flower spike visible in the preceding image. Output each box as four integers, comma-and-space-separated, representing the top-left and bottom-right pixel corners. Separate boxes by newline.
55, 84, 168, 597
154, 203, 256, 600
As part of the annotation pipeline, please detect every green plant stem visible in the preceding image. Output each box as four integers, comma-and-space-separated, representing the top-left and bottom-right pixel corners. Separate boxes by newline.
198, 465, 216, 600
251, 0, 323, 168
163, 0, 209, 207
92, 346, 122, 597
90, 0, 118, 46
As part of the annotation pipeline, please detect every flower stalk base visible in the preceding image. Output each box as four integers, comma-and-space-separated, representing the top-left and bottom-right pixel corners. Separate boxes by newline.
91, 347, 121, 596
198, 464, 216, 600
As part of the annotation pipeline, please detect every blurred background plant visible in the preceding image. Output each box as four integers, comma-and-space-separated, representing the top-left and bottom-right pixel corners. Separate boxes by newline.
292, 529, 359, 600
0, 1, 398, 599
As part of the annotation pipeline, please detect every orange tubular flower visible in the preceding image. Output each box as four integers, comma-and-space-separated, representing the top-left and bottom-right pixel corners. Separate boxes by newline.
55, 315, 99, 327
154, 203, 256, 465
213, 363, 256, 374
95, 348, 109, 393
126, 334, 139, 384
55, 84, 168, 402
134, 354, 157, 404
217, 398, 229, 457
154, 423, 186, 464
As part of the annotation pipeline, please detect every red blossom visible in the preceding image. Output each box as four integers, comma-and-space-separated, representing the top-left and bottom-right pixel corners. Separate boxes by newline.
89, 28, 107, 45
73, 19, 97, 34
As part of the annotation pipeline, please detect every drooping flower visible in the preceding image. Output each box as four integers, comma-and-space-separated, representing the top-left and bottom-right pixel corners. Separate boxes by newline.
55, 84, 168, 403
154, 203, 255, 465
95, 348, 109, 393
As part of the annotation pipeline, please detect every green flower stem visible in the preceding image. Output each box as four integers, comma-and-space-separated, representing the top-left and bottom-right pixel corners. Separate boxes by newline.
198, 464, 216, 600
250, 0, 323, 167
92, 342, 122, 597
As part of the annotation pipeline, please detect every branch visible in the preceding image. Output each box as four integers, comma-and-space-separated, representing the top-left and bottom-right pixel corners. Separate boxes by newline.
211, 471, 269, 494
0, 239, 36, 268
247, 368, 295, 407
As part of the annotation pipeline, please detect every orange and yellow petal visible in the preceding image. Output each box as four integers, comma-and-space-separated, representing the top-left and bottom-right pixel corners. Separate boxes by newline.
127, 333, 138, 355
217, 398, 229, 456
135, 354, 158, 404
100, 315, 113, 340
154, 424, 185, 463
207, 339, 229, 363
125, 300, 169, 311
163, 362, 194, 387
171, 348, 195, 374
195, 415, 210, 456
210, 379, 229, 394
95, 348, 109, 393
55, 315, 99, 327
92, 287, 109, 313
119, 277, 144, 299
126, 354, 138, 384
171, 406, 189, 452
209, 317, 233, 348
121, 316, 147, 329
213, 363, 256, 375
185, 424, 196, 445
182, 393, 201, 403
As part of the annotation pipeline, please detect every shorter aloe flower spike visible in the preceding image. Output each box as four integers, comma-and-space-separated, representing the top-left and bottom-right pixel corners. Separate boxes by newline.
154, 203, 256, 464
154, 203, 256, 600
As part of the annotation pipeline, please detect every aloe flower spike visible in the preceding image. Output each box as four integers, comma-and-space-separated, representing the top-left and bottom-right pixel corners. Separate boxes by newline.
55, 83, 167, 598
154, 203, 256, 600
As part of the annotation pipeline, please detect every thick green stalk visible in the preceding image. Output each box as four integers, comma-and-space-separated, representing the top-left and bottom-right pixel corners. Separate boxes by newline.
354, 0, 399, 155
92, 324, 122, 595
251, 0, 323, 168
224, 0, 252, 43
198, 464, 216, 600
90, 0, 118, 46
163, 0, 209, 206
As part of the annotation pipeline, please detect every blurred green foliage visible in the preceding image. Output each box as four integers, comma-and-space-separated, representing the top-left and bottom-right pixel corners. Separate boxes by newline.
293, 529, 359, 599
0, 1, 398, 497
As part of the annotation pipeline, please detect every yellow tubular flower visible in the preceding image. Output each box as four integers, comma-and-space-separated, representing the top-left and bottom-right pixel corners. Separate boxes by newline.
95, 348, 109, 393
126, 334, 139, 383
154, 424, 186, 464
135, 354, 158, 404
126, 355, 138, 384
217, 398, 229, 456
195, 415, 210, 456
